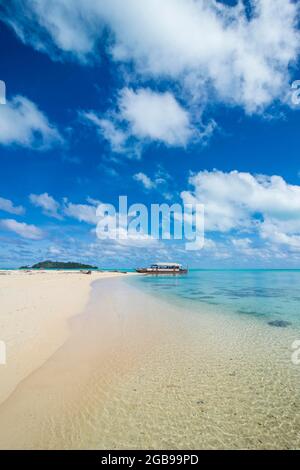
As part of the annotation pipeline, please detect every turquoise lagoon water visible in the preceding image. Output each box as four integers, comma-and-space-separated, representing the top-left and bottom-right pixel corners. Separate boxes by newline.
129, 270, 300, 329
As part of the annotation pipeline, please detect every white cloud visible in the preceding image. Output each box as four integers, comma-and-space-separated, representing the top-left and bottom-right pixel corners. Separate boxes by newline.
0, 0, 102, 63
63, 201, 98, 224
29, 193, 61, 219
133, 167, 174, 197
98, 226, 160, 248
86, 196, 102, 207
80, 112, 128, 153
119, 88, 193, 146
28, 195, 101, 225
0, 219, 44, 240
2, 0, 299, 113
260, 220, 300, 249
231, 238, 252, 250
48, 245, 62, 255
0, 196, 25, 215
181, 170, 300, 249
100, 0, 300, 113
81, 88, 196, 153
133, 172, 156, 190
0, 95, 63, 149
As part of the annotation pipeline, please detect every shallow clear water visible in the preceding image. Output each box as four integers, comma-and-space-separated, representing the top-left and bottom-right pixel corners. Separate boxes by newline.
130, 270, 300, 329
1, 276, 299, 449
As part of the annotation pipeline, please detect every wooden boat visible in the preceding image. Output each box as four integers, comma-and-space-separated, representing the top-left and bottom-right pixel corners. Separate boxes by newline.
136, 263, 188, 274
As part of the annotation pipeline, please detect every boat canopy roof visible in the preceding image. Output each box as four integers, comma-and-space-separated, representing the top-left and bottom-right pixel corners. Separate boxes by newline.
151, 263, 182, 267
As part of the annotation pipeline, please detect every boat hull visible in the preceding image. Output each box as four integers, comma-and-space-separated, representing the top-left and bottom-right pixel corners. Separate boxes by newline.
135, 268, 188, 274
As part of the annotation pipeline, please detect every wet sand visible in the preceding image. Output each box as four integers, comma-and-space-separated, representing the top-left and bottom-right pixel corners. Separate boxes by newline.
0, 276, 300, 449
0, 270, 130, 404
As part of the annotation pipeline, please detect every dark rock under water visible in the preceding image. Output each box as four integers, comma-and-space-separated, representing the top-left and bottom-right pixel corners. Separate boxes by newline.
268, 320, 291, 328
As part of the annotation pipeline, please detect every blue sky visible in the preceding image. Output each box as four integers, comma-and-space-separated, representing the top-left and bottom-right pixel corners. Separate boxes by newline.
0, 0, 300, 268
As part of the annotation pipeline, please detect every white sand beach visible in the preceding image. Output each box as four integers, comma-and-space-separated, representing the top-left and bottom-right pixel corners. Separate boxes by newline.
0, 272, 300, 449
0, 270, 129, 404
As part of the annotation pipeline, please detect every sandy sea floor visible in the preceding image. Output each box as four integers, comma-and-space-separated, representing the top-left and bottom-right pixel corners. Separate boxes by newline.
0, 274, 299, 449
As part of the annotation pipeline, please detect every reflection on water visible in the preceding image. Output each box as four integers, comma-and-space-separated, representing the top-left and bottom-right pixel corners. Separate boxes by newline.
130, 270, 300, 328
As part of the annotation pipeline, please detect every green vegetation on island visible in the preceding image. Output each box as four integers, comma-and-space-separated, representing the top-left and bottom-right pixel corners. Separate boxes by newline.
19, 260, 98, 270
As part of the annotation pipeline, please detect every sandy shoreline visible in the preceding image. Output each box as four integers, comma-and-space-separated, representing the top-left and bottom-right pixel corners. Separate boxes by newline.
0, 275, 169, 449
0, 273, 299, 449
0, 270, 131, 405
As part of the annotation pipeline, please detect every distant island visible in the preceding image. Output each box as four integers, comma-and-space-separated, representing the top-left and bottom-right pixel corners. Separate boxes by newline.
19, 260, 98, 270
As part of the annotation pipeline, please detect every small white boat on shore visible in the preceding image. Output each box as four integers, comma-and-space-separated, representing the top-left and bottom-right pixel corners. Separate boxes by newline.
136, 263, 188, 274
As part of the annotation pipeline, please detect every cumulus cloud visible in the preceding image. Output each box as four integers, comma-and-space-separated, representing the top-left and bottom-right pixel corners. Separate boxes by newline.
231, 237, 252, 250
2, 0, 299, 113
98, 225, 160, 248
0, 95, 63, 149
81, 87, 198, 154
29, 193, 61, 219
27, 193, 100, 225
0, 196, 25, 215
63, 201, 98, 224
62, 197, 159, 247
181, 170, 300, 249
119, 88, 193, 146
0, 218, 44, 240
0, 0, 102, 63
260, 220, 300, 249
